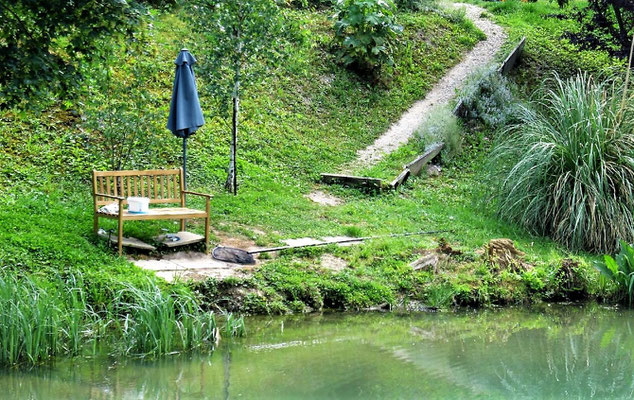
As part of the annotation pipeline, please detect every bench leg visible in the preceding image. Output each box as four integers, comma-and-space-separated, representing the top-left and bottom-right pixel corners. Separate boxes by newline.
204, 217, 210, 253
118, 212, 124, 257
180, 219, 186, 232
205, 198, 211, 253
93, 213, 99, 234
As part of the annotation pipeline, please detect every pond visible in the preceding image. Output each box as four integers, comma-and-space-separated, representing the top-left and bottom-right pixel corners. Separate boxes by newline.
3, 304, 634, 399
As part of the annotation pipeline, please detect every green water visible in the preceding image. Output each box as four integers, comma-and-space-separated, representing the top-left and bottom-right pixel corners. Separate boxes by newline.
3, 305, 634, 399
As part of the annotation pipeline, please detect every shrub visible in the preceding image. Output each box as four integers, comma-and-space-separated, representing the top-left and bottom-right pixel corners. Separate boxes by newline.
285, 0, 332, 9
414, 106, 463, 161
457, 66, 518, 129
395, 0, 436, 12
333, 0, 403, 78
491, 73, 634, 253
594, 241, 634, 305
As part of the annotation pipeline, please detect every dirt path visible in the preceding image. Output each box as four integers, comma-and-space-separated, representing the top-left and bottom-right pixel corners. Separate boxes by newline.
352, 3, 507, 168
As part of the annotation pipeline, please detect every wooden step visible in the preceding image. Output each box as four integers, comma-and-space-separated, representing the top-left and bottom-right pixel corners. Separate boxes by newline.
98, 231, 156, 251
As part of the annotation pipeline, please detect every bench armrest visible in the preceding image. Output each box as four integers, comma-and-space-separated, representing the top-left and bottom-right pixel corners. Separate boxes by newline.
182, 190, 213, 199
94, 193, 125, 201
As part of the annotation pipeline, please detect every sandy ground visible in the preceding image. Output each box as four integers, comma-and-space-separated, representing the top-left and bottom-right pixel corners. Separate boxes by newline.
352, 3, 507, 168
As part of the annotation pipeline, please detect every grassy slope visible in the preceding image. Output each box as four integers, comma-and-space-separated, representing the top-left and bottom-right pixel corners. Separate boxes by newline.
462, 0, 622, 89
0, 4, 613, 313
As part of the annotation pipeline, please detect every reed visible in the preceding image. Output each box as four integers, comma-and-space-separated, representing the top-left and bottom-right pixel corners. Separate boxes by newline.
0, 273, 92, 365
116, 280, 219, 356
0, 272, 225, 366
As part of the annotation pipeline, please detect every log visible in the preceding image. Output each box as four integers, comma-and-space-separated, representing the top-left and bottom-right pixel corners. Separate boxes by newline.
320, 173, 384, 192
404, 143, 444, 177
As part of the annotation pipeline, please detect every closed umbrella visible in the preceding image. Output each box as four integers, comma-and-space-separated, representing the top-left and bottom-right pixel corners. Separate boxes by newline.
167, 48, 204, 190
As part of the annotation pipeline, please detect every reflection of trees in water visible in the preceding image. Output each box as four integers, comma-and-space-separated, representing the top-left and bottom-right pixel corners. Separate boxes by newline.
386, 308, 634, 398
492, 326, 634, 398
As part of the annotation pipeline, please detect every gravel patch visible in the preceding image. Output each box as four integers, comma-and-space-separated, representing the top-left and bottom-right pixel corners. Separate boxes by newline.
307, 190, 343, 206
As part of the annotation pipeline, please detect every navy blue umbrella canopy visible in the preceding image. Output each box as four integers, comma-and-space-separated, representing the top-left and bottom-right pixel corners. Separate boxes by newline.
167, 49, 204, 189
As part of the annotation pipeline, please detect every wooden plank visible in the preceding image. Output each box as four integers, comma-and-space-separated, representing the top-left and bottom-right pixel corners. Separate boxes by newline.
320, 173, 384, 191
390, 168, 411, 190
155, 231, 205, 248
97, 231, 156, 251
498, 37, 526, 76
97, 207, 208, 220
93, 169, 181, 177
404, 143, 444, 176
453, 99, 466, 118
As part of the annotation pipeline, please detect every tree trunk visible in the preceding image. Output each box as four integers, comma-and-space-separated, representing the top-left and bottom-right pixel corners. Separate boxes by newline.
225, 64, 240, 195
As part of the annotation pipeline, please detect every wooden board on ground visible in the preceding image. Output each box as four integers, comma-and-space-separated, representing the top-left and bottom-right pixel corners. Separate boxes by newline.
320, 173, 383, 192
453, 99, 466, 118
498, 37, 526, 76
155, 231, 205, 248
98, 231, 156, 251
390, 168, 411, 190
405, 143, 444, 176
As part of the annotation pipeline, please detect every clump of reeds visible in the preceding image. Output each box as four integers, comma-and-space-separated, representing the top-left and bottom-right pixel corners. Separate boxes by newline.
0, 272, 240, 366
0, 273, 95, 365
115, 280, 219, 357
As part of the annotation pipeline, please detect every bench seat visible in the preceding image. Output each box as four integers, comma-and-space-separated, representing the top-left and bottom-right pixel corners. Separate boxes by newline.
98, 207, 208, 220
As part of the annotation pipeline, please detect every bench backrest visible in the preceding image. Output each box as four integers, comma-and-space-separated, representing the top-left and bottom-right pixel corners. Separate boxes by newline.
92, 168, 184, 206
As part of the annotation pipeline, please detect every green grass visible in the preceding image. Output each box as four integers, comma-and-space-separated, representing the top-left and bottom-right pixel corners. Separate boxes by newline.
462, 0, 623, 90
0, 3, 620, 319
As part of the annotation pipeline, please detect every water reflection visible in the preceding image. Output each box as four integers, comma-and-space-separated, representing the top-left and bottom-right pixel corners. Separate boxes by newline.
2, 305, 634, 399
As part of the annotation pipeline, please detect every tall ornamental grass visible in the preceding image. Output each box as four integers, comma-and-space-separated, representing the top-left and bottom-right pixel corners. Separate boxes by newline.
491, 73, 634, 253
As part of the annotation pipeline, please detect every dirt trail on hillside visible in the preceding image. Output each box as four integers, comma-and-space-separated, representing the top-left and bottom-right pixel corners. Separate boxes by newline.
352, 3, 506, 168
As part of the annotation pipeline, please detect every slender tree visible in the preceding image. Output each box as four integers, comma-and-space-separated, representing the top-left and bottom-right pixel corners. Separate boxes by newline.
188, 0, 284, 195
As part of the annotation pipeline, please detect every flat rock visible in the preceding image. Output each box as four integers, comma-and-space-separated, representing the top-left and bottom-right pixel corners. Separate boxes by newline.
132, 251, 254, 283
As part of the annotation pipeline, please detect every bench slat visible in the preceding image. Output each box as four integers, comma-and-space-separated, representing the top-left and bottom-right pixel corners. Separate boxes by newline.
93, 169, 181, 177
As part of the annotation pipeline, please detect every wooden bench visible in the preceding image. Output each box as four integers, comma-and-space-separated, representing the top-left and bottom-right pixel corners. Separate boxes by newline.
92, 168, 212, 255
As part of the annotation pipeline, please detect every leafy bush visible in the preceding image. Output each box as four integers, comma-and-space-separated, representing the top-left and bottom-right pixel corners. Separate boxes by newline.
491, 73, 634, 253
594, 241, 634, 305
395, 0, 436, 12
457, 66, 518, 129
285, 0, 333, 9
558, 0, 633, 58
333, 0, 403, 77
414, 106, 463, 161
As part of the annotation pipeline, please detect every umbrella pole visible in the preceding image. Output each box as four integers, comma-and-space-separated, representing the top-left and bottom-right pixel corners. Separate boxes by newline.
183, 137, 187, 191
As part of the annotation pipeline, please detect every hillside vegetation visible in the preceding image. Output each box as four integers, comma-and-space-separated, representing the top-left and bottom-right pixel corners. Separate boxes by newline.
0, 1, 627, 315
